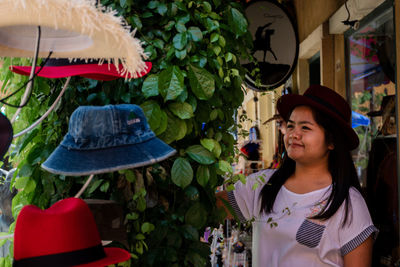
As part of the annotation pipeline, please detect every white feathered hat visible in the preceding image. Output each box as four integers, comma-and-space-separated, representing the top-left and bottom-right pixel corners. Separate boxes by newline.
0, 0, 148, 77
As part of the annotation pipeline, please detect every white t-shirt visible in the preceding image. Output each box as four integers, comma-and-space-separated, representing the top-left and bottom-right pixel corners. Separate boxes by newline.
228, 169, 378, 267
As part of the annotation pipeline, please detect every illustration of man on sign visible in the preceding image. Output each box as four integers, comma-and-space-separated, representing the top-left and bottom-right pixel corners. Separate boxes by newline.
253, 22, 277, 62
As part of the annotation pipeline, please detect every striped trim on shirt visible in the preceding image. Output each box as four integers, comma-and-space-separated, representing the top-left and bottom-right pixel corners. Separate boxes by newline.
227, 191, 247, 223
340, 225, 379, 256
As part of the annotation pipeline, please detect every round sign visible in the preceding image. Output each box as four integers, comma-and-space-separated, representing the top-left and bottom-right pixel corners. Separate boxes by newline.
242, 0, 299, 91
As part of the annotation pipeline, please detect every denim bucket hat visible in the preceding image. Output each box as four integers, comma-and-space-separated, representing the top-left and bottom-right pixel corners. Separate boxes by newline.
42, 104, 176, 176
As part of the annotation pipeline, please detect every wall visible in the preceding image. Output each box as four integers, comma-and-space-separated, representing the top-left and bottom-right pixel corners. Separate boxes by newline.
293, 0, 346, 43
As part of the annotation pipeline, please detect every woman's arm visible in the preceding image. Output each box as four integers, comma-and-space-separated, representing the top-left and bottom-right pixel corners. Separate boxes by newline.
343, 236, 373, 267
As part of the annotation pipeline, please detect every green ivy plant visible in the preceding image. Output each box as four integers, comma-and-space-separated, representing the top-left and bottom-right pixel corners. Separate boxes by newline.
0, 0, 254, 265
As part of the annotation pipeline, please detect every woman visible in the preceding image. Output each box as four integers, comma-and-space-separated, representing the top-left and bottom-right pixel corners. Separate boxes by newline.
218, 85, 378, 266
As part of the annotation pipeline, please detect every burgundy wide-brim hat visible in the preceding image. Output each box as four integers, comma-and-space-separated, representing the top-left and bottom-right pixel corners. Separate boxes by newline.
0, 112, 13, 160
13, 198, 130, 267
277, 84, 359, 150
10, 59, 152, 81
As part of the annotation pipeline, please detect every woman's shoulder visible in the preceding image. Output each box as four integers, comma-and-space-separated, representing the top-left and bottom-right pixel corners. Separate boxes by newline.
348, 187, 366, 203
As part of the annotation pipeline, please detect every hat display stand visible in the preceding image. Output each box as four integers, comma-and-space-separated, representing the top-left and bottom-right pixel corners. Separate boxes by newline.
13, 76, 71, 138
74, 174, 94, 198
9, 26, 41, 124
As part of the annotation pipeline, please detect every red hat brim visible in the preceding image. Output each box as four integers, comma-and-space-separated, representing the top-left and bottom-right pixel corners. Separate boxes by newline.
76, 247, 130, 267
10, 62, 152, 81
277, 93, 359, 150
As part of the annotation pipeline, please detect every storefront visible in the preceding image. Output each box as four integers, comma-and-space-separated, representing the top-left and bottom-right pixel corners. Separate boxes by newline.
236, 0, 400, 265
294, 0, 398, 265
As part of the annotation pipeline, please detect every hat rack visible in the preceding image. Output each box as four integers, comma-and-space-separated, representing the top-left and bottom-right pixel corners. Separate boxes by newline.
10, 26, 41, 123
13, 77, 71, 138
74, 174, 95, 198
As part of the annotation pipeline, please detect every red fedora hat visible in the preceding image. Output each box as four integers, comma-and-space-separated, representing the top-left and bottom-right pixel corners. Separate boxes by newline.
277, 84, 359, 150
13, 198, 130, 267
10, 59, 152, 81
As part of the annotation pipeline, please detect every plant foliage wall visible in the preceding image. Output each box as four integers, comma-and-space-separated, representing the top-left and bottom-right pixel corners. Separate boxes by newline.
0, 0, 254, 265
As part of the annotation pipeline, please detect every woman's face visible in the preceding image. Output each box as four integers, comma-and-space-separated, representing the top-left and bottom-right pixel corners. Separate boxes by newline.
283, 106, 333, 166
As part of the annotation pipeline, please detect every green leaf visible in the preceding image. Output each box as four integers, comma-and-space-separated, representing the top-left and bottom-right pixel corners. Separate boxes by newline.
218, 160, 232, 173
215, 132, 222, 142
88, 179, 103, 194
186, 145, 215, 165
130, 15, 142, 30
173, 33, 188, 50
175, 117, 187, 141
164, 21, 175, 31
196, 165, 209, 187
136, 233, 146, 240
141, 100, 162, 131
218, 35, 226, 47
188, 64, 215, 100
141, 75, 159, 98
168, 102, 194, 119
210, 109, 218, 120
141, 222, 155, 234
19, 128, 39, 153
120, 0, 127, 8
154, 109, 168, 136
188, 27, 203, 42
202, 1, 212, 12
178, 14, 190, 24
14, 177, 29, 190
123, 169, 136, 183
158, 66, 185, 102
175, 49, 187, 60
148, 1, 158, 9
157, 3, 168, 15
205, 18, 219, 32
137, 197, 147, 212
171, 157, 193, 188
159, 112, 182, 143
152, 39, 164, 49
225, 52, 233, 62
200, 138, 214, 151
18, 164, 33, 178
227, 7, 248, 36
212, 45, 221, 56
126, 212, 139, 220
212, 140, 221, 158
185, 202, 207, 229
175, 21, 187, 33
210, 33, 219, 43
100, 181, 110, 192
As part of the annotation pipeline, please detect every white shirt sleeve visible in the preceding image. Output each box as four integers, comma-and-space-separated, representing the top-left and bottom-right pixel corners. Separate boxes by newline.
338, 187, 379, 255
228, 169, 275, 222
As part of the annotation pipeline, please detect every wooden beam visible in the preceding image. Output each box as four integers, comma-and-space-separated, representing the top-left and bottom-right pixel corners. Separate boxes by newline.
334, 34, 346, 98
321, 22, 334, 89
297, 59, 309, 94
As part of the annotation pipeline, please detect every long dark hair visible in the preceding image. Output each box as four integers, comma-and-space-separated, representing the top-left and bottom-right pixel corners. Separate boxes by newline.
260, 106, 361, 226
